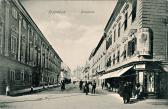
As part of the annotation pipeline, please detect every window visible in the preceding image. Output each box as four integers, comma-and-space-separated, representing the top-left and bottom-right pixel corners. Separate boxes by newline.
131, 38, 137, 55
24, 72, 29, 82
23, 19, 27, 29
127, 38, 137, 56
124, 13, 128, 31
118, 23, 121, 37
132, 0, 137, 22
21, 41, 26, 62
0, 22, 2, 54
10, 70, 15, 82
11, 35, 17, 54
106, 36, 112, 50
21, 70, 24, 81
114, 30, 116, 42
106, 56, 111, 67
12, 7, 18, 19
113, 54, 115, 65
123, 45, 127, 59
117, 51, 120, 63
15, 70, 21, 80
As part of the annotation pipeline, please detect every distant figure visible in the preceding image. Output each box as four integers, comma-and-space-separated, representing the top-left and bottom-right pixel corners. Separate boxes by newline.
61, 80, 65, 91
6, 85, 10, 96
92, 80, 96, 94
84, 81, 89, 95
79, 80, 83, 90
101, 81, 104, 89
135, 83, 143, 99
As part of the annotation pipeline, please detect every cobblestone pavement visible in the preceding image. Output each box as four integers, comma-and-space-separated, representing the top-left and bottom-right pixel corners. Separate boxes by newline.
0, 83, 168, 109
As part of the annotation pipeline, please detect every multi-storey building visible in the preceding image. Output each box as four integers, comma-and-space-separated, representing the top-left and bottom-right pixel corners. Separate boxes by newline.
89, 0, 168, 98
0, 0, 62, 95
89, 34, 106, 86
82, 61, 90, 81
60, 62, 71, 83
72, 66, 84, 81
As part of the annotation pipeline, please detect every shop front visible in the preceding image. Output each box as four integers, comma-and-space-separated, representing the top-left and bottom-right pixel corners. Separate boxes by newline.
135, 62, 161, 98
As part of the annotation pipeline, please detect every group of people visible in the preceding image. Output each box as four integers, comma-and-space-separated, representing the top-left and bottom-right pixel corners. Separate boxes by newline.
119, 82, 143, 104
79, 80, 97, 95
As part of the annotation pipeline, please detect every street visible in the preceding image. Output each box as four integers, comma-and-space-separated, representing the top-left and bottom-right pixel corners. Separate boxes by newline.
0, 84, 168, 109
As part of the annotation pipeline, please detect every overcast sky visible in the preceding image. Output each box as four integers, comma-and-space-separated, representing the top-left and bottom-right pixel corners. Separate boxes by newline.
20, 0, 116, 70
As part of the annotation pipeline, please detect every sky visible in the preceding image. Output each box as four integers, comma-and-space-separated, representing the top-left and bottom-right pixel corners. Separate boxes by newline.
20, 0, 116, 71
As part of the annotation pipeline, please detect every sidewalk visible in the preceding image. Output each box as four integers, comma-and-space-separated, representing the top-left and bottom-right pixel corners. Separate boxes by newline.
96, 86, 168, 105
10, 84, 60, 96
96, 87, 122, 101
0, 83, 73, 104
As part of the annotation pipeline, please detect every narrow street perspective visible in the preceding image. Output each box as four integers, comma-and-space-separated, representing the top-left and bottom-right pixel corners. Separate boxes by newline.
0, 0, 168, 109
1, 83, 168, 109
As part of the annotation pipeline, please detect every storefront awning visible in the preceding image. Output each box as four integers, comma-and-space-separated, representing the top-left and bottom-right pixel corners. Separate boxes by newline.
99, 66, 133, 79
99, 69, 122, 79
117, 66, 133, 77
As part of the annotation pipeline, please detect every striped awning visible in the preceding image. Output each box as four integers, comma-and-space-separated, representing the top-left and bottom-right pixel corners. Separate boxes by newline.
99, 66, 133, 79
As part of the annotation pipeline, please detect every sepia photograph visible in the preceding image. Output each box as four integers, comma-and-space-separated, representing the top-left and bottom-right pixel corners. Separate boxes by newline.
0, 0, 168, 109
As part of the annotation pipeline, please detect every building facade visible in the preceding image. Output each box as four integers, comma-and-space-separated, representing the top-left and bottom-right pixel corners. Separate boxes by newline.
0, 0, 62, 95
89, 0, 168, 98
88, 34, 106, 86
60, 62, 71, 83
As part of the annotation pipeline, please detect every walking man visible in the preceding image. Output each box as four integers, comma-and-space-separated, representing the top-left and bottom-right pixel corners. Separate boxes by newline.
92, 80, 96, 94
84, 81, 89, 95
79, 80, 83, 90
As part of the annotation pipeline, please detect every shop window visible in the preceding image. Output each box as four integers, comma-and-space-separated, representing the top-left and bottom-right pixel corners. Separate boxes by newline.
124, 13, 128, 31
132, 0, 137, 22
118, 23, 121, 37
11, 35, 17, 54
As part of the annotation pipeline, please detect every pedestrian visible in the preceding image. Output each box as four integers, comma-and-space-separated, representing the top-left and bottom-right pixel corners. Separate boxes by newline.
136, 83, 143, 99
101, 81, 104, 89
79, 80, 83, 90
6, 85, 10, 96
122, 82, 131, 104
61, 80, 65, 91
84, 81, 89, 95
92, 80, 96, 94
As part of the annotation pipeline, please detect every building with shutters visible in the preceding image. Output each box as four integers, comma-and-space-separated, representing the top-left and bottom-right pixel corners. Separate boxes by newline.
88, 0, 168, 98
0, 0, 62, 95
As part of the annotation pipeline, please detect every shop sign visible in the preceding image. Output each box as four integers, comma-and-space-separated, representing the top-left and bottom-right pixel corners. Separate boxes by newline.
136, 64, 145, 69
